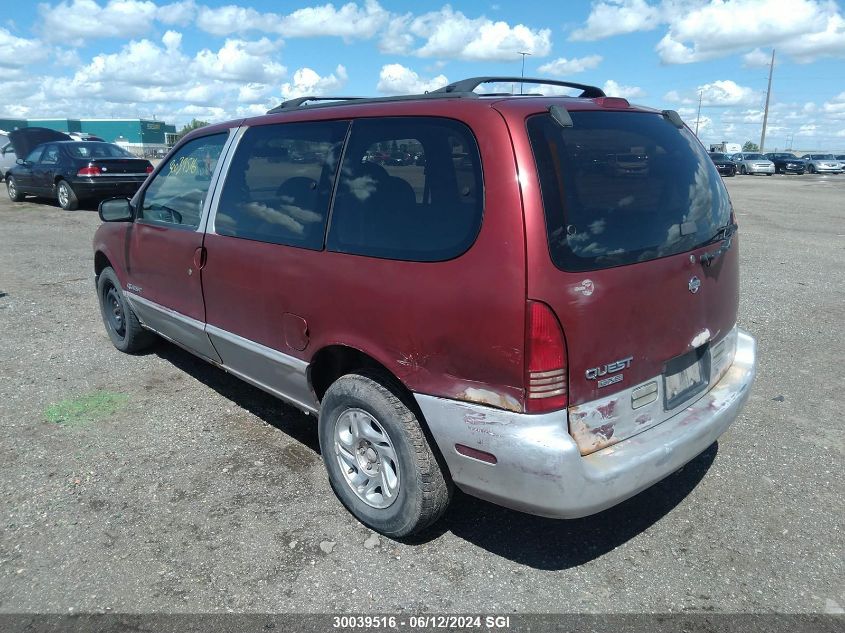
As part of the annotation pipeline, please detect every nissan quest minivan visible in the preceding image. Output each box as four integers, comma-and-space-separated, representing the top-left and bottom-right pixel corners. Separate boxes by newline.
92, 77, 757, 537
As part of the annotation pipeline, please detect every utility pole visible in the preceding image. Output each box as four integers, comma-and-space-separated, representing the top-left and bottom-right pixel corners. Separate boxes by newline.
760, 48, 775, 152
695, 89, 703, 136
518, 51, 531, 94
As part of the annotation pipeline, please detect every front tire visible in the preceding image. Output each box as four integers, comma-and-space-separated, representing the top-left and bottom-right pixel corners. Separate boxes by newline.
7, 176, 24, 201
56, 179, 79, 210
740, 165, 747, 175
318, 371, 451, 537
97, 267, 155, 353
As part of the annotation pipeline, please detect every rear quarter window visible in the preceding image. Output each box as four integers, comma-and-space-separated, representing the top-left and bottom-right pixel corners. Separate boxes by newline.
326, 117, 483, 262
527, 110, 732, 272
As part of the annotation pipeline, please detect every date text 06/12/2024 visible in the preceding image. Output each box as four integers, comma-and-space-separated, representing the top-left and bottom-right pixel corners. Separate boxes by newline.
332, 615, 512, 629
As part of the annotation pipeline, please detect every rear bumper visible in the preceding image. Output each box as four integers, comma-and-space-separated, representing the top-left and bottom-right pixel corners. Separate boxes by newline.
415, 329, 756, 519
70, 177, 146, 198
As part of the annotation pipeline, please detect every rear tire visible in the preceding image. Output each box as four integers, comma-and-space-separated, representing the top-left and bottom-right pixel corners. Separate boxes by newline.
6, 176, 24, 201
97, 267, 155, 353
56, 179, 79, 211
318, 370, 451, 538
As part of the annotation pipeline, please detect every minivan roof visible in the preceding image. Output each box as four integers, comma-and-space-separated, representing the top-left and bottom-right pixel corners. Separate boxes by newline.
184, 76, 664, 141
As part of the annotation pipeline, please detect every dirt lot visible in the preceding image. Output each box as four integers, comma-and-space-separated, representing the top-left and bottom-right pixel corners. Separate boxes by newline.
0, 174, 842, 615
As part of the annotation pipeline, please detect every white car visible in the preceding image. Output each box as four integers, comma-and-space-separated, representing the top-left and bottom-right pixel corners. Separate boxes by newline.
733, 152, 775, 176
0, 134, 17, 181
801, 154, 843, 174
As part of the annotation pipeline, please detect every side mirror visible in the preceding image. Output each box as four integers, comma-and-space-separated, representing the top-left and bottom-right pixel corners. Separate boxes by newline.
16, 158, 28, 166
99, 197, 133, 222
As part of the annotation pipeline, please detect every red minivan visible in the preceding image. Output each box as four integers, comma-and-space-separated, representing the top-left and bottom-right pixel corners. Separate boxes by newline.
93, 77, 756, 537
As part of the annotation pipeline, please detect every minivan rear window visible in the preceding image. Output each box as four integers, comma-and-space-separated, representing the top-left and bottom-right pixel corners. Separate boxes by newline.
528, 111, 732, 272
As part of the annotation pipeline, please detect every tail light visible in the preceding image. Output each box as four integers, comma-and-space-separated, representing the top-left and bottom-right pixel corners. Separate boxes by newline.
146, 165, 154, 174
525, 300, 568, 413
77, 165, 101, 176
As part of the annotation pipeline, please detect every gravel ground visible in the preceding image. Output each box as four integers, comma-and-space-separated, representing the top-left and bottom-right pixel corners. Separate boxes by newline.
0, 174, 842, 615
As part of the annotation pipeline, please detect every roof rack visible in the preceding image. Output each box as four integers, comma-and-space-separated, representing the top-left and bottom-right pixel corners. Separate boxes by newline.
267, 96, 365, 113
264, 76, 605, 114
432, 76, 605, 98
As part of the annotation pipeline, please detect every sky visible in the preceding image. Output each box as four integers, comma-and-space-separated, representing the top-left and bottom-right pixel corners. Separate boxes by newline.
1, 0, 844, 150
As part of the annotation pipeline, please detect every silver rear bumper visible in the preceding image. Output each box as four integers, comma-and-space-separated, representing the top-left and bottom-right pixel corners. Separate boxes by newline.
415, 329, 756, 519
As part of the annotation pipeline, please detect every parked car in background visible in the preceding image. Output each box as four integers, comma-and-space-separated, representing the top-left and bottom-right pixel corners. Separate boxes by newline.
708, 152, 736, 177
801, 154, 843, 174
5, 127, 153, 210
91, 76, 756, 537
733, 152, 775, 175
0, 134, 16, 181
764, 153, 805, 174
69, 132, 105, 142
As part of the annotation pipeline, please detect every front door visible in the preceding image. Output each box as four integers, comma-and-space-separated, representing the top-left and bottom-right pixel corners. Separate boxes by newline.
32, 144, 61, 195
123, 132, 230, 361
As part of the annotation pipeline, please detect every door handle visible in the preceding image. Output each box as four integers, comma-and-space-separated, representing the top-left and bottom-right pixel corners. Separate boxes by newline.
192, 247, 207, 271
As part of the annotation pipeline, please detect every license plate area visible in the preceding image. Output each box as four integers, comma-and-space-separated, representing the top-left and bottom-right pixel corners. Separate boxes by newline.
663, 345, 711, 410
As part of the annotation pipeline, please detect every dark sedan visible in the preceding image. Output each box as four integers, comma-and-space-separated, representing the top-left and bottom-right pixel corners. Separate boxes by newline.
5, 127, 152, 210
708, 152, 736, 177
765, 153, 805, 175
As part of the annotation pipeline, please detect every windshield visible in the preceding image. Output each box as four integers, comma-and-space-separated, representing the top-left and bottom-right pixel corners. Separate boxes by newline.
709, 153, 729, 160
744, 154, 766, 160
527, 110, 732, 272
66, 143, 134, 159
815, 154, 835, 159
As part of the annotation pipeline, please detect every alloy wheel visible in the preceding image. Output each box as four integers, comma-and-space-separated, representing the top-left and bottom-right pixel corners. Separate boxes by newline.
333, 408, 400, 509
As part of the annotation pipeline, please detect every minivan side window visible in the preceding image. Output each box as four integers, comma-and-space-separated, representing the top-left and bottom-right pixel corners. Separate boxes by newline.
326, 117, 483, 262
139, 133, 227, 230
215, 121, 349, 249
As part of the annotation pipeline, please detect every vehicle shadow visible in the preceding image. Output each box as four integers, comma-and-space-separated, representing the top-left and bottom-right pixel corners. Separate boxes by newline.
420, 442, 717, 569
153, 340, 321, 454
152, 339, 717, 570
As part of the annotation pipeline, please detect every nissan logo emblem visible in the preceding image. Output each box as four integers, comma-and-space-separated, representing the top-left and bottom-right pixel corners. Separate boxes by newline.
689, 276, 701, 294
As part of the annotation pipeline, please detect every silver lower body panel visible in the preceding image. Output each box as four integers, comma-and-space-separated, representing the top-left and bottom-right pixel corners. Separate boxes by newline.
414, 329, 757, 519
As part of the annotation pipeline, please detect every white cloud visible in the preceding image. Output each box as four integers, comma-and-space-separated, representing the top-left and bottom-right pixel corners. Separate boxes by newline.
657, 0, 845, 64
38, 0, 159, 45
570, 0, 845, 64
0, 28, 48, 68
666, 80, 761, 107
742, 48, 772, 68
195, 4, 269, 36
196, 0, 388, 39
538, 54, 603, 75
395, 6, 552, 61
602, 79, 645, 99
157, 0, 197, 25
194, 38, 286, 83
281, 65, 349, 99
570, 0, 661, 41
278, 0, 388, 39
376, 63, 448, 95
73, 33, 189, 88
238, 83, 273, 103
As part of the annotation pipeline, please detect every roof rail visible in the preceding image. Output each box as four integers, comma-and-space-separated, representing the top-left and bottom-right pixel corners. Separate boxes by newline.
433, 76, 605, 98
267, 96, 364, 113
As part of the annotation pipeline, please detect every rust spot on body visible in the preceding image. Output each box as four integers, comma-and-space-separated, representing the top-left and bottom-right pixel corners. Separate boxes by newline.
591, 422, 615, 439
596, 400, 617, 419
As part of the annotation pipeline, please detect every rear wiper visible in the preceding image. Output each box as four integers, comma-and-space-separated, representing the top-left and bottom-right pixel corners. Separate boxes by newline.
700, 222, 738, 266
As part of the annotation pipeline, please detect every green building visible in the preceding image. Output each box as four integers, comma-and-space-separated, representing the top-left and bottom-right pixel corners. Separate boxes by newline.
0, 118, 177, 155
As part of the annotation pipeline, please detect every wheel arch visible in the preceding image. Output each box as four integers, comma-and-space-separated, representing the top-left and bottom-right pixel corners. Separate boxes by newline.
94, 250, 112, 279
307, 343, 452, 479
